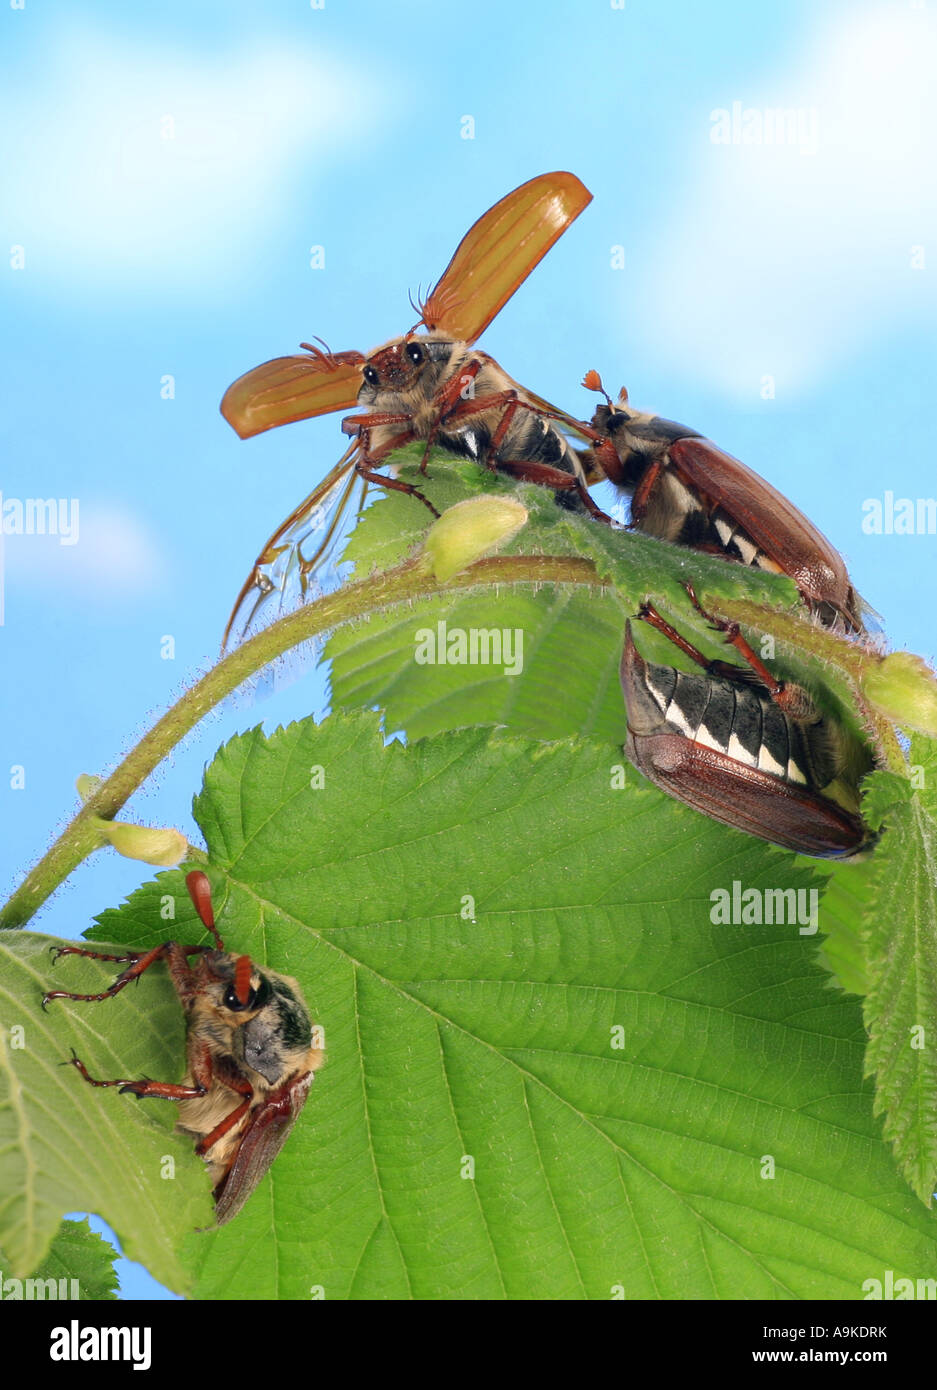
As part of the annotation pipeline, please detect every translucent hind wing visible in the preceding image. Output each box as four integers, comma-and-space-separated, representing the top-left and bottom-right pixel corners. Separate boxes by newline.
221, 440, 366, 652
854, 591, 885, 642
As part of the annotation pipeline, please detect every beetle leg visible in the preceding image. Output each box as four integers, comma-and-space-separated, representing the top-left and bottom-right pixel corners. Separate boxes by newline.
440, 388, 551, 466
43, 943, 175, 1009
345, 422, 440, 517
488, 399, 608, 455
196, 1088, 255, 1158
338, 411, 441, 515
571, 485, 612, 523
42, 941, 210, 1010
66, 1049, 208, 1101
420, 358, 485, 470
433, 357, 484, 419
459, 389, 611, 493
630, 456, 664, 522
438, 388, 612, 521
358, 426, 416, 467
638, 600, 790, 695
192, 1055, 254, 1155
638, 602, 714, 669
429, 364, 590, 475
478, 390, 522, 467
196, 1099, 253, 1157
490, 457, 612, 523
357, 460, 440, 517
48, 945, 144, 966
683, 583, 788, 700
438, 387, 529, 472
341, 410, 413, 438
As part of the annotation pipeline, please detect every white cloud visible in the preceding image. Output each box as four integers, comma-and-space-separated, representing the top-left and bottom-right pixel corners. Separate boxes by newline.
1, 29, 386, 291
630, 7, 937, 398
2, 502, 164, 601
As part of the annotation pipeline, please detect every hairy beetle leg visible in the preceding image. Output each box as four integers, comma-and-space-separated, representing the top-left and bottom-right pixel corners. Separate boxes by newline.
48, 944, 144, 966
195, 1073, 254, 1155
638, 598, 799, 708
683, 582, 789, 701
67, 1049, 208, 1101
638, 601, 713, 669
42, 940, 214, 1011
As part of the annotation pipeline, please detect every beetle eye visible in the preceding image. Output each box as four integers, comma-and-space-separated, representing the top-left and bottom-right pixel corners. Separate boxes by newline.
224, 984, 256, 1012
363, 365, 379, 387
406, 342, 423, 364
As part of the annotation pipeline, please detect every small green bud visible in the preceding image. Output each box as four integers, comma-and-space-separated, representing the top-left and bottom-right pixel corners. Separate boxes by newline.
423, 496, 528, 582
76, 774, 103, 803
862, 651, 937, 735
90, 817, 187, 867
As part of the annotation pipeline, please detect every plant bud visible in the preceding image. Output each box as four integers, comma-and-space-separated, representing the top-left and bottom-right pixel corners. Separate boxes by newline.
76, 774, 103, 802
862, 651, 937, 735
91, 817, 187, 867
423, 496, 528, 582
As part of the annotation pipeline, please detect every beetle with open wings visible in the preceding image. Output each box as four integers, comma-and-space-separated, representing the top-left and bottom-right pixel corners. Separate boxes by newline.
220, 170, 875, 659
220, 171, 609, 649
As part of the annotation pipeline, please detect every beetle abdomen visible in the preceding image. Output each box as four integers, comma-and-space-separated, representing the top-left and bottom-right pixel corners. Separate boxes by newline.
643, 472, 781, 576
620, 622, 868, 857
627, 647, 828, 785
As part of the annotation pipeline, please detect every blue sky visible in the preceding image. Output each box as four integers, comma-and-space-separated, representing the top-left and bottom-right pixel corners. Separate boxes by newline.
2, 0, 934, 1298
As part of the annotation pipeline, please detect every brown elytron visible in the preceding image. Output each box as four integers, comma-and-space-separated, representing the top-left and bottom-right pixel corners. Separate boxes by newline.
584, 372, 867, 634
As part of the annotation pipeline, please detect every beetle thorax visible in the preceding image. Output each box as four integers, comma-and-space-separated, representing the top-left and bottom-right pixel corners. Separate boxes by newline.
357, 331, 468, 420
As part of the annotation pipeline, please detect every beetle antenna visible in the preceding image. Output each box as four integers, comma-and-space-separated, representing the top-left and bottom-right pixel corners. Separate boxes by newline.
299, 337, 337, 367
406, 284, 431, 335
234, 954, 253, 1006
582, 369, 613, 407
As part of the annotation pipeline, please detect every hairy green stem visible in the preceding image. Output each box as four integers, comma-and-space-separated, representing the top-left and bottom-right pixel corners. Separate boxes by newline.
0, 554, 606, 930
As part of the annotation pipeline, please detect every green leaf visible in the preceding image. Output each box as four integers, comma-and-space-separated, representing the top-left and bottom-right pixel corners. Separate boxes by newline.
330, 582, 628, 742
341, 449, 801, 619
861, 737, 937, 1202
78, 713, 937, 1297
328, 453, 863, 746
813, 856, 876, 998
0, 928, 212, 1288
0, 1217, 120, 1300
328, 452, 937, 1205
330, 451, 620, 743
8, 448, 933, 1296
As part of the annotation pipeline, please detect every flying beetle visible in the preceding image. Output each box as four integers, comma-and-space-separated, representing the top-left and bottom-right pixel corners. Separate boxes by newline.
583, 371, 868, 635
219, 172, 608, 650
43, 871, 323, 1225
620, 589, 873, 858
